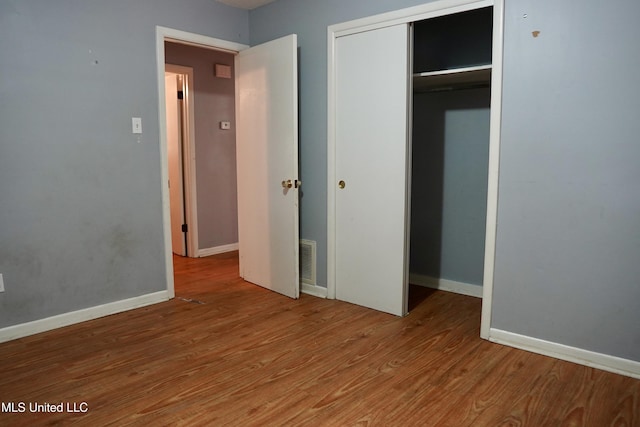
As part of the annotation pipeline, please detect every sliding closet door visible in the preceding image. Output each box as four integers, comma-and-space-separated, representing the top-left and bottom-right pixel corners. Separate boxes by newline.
334, 24, 410, 316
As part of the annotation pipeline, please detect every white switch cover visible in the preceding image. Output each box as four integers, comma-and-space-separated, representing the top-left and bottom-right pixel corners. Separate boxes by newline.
132, 117, 142, 134
220, 121, 231, 130
0, 274, 4, 293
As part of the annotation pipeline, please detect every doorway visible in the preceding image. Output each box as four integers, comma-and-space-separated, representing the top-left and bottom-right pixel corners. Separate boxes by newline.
156, 27, 301, 301
164, 43, 239, 259
327, 0, 504, 338
408, 7, 493, 299
157, 29, 248, 298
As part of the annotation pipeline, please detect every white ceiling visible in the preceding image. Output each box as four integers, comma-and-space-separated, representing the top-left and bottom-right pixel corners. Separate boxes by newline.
216, 0, 278, 10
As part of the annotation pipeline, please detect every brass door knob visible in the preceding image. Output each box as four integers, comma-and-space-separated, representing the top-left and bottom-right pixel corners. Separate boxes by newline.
338, 180, 346, 189
282, 179, 302, 189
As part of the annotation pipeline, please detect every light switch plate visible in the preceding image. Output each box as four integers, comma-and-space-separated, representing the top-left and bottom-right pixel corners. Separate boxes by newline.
132, 117, 142, 134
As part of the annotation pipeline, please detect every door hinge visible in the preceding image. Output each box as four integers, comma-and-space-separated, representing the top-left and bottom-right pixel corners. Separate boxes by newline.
182, 224, 188, 233
177, 90, 184, 100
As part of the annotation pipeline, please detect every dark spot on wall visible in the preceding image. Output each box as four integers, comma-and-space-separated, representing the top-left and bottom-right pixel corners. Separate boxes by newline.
109, 224, 134, 259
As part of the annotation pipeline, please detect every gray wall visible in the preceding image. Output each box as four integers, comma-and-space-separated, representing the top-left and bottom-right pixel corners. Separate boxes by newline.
0, 0, 248, 327
493, 0, 640, 361
165, 43, 238, 250
410, 89, 490, 286
250, 0, 640, 363
2, 0, 639, 364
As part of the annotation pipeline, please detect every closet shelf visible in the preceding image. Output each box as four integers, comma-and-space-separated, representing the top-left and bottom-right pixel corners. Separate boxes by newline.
413, 64, 491, 92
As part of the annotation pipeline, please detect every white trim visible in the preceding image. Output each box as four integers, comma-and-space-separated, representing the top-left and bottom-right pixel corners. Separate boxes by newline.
0, 291, 170, 344
159, 27, 249, 54
480, 0, 504, 339
156, 26, 249, 299
327, 0, 503, 339
326, 26, 337, 300
197, 243, 239, 257
489, 328, 640, 380
301, 283, 328, 299
409, 274, 483, 298
165, 64, 199, 258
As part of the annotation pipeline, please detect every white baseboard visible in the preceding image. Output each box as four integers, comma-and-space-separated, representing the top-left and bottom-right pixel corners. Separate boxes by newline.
301, 283, 328, 298
0, 291, 171, 344
489, 328, 640, 379
409, 273, 483, 298
197, 243, 239, 257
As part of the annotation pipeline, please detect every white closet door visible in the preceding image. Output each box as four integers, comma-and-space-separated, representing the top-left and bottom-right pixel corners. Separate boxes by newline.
335, 24, 410, 316
236, 34, 300, 299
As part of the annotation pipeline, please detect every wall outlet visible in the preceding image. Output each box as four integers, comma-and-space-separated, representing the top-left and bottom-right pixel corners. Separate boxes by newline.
0, 274, 4, 293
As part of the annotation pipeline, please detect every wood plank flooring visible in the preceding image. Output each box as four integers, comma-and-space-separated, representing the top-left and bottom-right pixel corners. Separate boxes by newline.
1, 251, 638, 426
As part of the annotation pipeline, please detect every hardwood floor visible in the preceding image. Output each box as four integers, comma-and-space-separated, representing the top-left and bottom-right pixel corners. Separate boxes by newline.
1, 252, 638, 426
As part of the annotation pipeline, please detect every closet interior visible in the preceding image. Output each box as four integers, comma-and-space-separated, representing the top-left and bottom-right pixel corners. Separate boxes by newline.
409, 6, 493, 296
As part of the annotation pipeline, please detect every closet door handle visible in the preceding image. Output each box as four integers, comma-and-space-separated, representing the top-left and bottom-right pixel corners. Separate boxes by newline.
338, 180, 346, 189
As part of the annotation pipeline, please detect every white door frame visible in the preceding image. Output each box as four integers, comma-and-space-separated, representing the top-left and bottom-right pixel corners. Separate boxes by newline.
327, 0, 504, 338
156, 26, 249, 298
165, 64, 196, 258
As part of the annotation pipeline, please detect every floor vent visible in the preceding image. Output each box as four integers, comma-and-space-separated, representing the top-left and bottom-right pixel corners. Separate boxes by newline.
299, 239, 317, 286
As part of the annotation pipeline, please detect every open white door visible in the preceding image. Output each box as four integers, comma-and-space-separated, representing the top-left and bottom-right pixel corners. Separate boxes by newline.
235, 35, 300, 299
334, 24, 410, 315
165, 72, 186, 257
